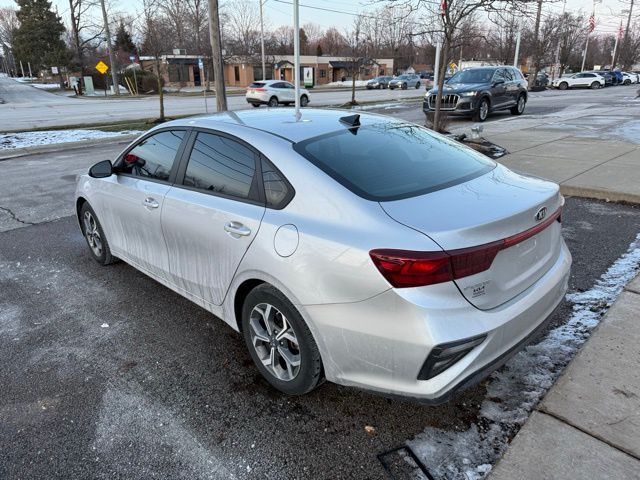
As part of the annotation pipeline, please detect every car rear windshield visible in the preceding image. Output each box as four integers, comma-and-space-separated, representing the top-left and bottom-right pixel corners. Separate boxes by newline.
249, 82, 266, 88
448, 69, 495, 83
293, 123, 495, 201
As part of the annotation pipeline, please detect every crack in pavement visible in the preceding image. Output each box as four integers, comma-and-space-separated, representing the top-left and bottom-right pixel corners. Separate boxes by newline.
0, 206, 37, 226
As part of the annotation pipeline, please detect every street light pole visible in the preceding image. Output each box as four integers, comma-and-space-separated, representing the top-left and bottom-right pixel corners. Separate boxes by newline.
513, 29, 521, 68
552, 0, 567, 79
99, 0, 120, 95
293, 0, 300, 118
260, 0, 266, 80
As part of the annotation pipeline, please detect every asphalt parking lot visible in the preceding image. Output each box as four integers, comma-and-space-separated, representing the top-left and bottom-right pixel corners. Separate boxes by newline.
2, 194, 640, 479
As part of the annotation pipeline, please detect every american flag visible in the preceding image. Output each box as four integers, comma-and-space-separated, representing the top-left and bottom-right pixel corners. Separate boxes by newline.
440, 0, 447, 17
618, 23, 625, 39
588, 13, 596, 33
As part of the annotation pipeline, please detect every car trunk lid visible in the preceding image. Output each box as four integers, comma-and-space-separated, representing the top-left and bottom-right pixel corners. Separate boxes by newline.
380, 165, 563, 310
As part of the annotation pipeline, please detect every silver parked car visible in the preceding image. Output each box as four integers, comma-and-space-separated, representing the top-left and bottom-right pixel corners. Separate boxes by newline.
75, 109, 571, 403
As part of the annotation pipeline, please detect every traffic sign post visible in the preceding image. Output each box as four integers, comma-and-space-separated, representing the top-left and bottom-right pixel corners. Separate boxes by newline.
199, 58, 207, 113
95, 61, 109, 96
129, 56, 138, 95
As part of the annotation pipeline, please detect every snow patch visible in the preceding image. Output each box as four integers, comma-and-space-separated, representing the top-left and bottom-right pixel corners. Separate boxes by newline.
408, 232, 640, 480
0, 129, 142, 150
325, 80, 369, 87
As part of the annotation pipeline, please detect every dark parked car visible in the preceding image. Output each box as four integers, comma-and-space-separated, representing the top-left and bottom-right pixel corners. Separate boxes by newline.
584, 70, 614, 86
423, 66, 528, 122
389, 74, 422, 90
366, 76, 393, 89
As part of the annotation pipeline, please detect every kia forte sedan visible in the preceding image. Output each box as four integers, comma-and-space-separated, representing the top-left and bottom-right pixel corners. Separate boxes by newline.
75, 109, 571, 403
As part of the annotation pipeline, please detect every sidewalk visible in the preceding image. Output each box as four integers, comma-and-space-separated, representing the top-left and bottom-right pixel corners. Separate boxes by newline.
490, 273, 640, 479
452, 102, 640, 203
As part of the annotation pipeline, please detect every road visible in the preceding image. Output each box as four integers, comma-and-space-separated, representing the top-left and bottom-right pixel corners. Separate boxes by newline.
1, 111, 640, 479
0, 75, 424, 131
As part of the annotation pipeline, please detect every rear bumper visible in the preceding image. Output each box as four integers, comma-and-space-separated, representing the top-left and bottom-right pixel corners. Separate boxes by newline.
303, 239, 571, 403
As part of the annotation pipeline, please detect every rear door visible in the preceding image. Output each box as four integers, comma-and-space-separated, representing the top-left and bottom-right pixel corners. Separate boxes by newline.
95, 129, 187, 278
161, 130, 266, 306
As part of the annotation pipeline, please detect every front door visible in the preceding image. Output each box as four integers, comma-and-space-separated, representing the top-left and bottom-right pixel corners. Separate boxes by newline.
162, 131, 266, 306
490, 68, 509, 107
95, 130, 187, 278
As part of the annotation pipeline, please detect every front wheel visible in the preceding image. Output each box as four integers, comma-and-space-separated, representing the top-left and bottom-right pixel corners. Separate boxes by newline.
242, 284, 323, 395
510, 94, 526, 115
473, 98, 490, 122
401, 82, 408, 90
558, 82, 568, 90
300, 95, 309, 107
79, 202, 116, 265
415, 82, 420, 89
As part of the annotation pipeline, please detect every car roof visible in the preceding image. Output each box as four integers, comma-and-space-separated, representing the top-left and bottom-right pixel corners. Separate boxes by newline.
252, 79, 288, 84
160, 108, 405, 143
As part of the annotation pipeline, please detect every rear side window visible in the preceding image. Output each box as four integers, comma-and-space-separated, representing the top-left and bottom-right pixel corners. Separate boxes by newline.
294, 123, 495, 202
250, 82, 265, 88
121, 130, 185, 181
261, 158, 292, 208
183, 132, 258, 200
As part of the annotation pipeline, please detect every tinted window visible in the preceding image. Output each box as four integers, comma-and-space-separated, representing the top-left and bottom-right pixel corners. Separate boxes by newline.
294, 123, 495, 201
122, 130, 185, 181
503, 68, 514, 81
448, 69, 494, 83
262, 159, 291, 208
184, 132, 257, 199
250, 82, 265, 88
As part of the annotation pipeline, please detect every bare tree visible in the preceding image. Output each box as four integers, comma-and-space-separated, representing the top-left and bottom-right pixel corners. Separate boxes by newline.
185, 0, 208, 54
343, 15, 368, 105
222, 0, 261, 56
555, 12, 585, 75
319, 27, 346, 56
160, 0, 188, 49
0, 7, 18, 48
68, 0, 103, 94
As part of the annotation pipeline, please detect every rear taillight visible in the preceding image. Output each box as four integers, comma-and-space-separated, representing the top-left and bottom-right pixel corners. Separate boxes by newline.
371, 206, 562, 288
254, 88, 266, 92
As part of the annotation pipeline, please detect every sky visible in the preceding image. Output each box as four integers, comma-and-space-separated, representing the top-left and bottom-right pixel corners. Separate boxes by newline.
0, 0, 632, 36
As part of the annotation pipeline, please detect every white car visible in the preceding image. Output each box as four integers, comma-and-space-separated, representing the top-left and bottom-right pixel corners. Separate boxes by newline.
621, 72, 638, 85
246, 80, 310, 108
551, 72, 605, 90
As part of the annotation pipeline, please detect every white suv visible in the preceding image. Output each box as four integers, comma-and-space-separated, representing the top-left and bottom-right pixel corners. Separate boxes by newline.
551, 72, 605, 90
246, 80, 310, 108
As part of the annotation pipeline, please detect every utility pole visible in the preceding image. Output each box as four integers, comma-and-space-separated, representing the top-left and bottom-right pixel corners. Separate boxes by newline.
611, 20, 622, 69
552, 0, 567, 79
527, 0, 543, 89
99, 0, 119, 95
293, 0, 300, 118
620, 0, 635, 69
433, 41, 441, 88
260, 0, 266, 80
513, 29, 521, 68
208, 0, 227, 111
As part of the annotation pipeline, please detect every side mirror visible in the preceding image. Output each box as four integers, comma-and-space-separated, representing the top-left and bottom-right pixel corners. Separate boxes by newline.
89, 159, 113, 178
493, 79, 505, 86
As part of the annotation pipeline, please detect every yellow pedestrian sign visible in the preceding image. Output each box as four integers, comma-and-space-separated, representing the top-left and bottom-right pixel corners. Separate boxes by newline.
95, 61, 109, 74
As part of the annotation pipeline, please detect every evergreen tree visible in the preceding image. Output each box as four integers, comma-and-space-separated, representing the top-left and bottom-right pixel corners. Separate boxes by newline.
12, 0, 68, 73
114, 21, 136, 55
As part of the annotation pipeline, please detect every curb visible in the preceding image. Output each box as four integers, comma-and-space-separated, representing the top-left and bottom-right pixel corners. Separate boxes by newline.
0, 134, 139, 161
560, 185, 640, 206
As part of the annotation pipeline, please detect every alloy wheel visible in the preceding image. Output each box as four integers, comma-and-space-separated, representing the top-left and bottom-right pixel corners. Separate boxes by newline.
249, 303, 301, 381
517, 96, 525, 113
479, 100, 489, 120
83, 211, 103, 257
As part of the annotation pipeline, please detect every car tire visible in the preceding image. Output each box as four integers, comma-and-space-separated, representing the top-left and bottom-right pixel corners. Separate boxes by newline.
300, 95, 309, 107
590, 81, 600, 89
624, 79, 631, 85
558, 82, 568, 90
242, 284, 323, 395
510, 93, 526, 115
473, 97, 490, 122
268, 96, 279, 107
251, 103, 260, 108
401, 82, 408, 90
415, 82, 420, 89
79, 202, 116, 266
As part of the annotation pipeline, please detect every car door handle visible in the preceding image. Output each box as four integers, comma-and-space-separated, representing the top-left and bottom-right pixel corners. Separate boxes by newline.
224, 222, 251, 237
143, 197, 159, 209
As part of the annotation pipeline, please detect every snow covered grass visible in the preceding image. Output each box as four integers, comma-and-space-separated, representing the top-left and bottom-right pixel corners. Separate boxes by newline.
325, 80, 369, 87
408, 232, 640, 480
29, 83, 61, 90
0, 129, 142, 150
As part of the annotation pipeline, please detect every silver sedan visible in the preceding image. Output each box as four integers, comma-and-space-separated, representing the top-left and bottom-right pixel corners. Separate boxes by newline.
75, 109, 571, 403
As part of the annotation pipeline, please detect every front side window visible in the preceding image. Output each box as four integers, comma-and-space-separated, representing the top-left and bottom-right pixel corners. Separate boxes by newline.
294, 123, 495, 201
183, 132, 257, 200
121, 130, 185, 181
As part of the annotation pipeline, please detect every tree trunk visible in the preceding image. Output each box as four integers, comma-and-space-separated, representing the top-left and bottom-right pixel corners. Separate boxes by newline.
208, 0, 227, 111
351, 70, 356, 104
528, 0, 543, 90
433, 37, 449, 133
156, 60, 165, 121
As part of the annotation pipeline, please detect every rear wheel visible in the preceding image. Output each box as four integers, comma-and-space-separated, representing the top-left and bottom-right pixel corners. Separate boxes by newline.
510, 94, 526, 115
242, 284, 323, 395
590, 81, 600, 89
624, 79, 631, 85
415, 82, 420, 89
558, 82, 568, 90
300, 95, 309, 107
80, 202, 116, 265
473, 97, 490, 122
251, 103, 260, 108
267, 96, 278, 107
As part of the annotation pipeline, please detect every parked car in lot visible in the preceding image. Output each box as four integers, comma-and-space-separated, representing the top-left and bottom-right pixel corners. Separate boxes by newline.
75, 109, 571, 402
423, 66, 528, 122
366, 76, 393, 89
584, 70, 614, 86
551, 72, 605, 90
388, 74, 422, 90
246, 80, 309, 107
621, 72, 638, 85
